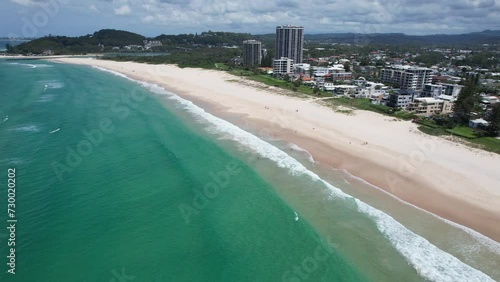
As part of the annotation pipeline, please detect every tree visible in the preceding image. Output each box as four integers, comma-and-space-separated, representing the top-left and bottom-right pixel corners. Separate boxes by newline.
250, 66, 260, 75
359, 57, 370, 66
486, 103, 500, 137
261, 49, 274, 68
292, 78, 302, 87
343, 62, 351, 72
375, 60, 386, 67
453, 74, 481, 124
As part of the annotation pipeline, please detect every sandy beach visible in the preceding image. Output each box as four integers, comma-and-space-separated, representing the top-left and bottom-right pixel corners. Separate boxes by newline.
51, 57, 500, 241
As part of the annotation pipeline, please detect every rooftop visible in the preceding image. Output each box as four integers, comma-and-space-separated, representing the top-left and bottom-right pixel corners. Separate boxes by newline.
415, 97, 442, 103
276, 25, 304, 29
243, 40, 261, 44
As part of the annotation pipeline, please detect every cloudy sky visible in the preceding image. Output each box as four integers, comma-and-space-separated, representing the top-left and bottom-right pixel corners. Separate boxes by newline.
1, 0, 499, 37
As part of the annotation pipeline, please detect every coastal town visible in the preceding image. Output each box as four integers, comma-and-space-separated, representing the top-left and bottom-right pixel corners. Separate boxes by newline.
3, 0, 500, 279
236, 26, 500, 135
3, 27, 500, 149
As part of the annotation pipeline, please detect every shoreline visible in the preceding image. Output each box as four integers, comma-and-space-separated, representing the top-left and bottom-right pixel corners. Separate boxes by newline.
49, 58, 500, 242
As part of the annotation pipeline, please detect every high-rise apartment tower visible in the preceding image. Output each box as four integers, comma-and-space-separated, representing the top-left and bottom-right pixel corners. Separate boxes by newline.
275, 25, 304, 64
242, 40, 262, 66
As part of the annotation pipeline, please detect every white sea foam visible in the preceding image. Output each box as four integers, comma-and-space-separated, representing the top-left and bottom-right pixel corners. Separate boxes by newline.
91, 65, 496, 282
37, 94, 55, 103
338, 168, 500, 255
92, 66, 130, 80
8, 62, 53, 69
92, 66, 169, 96
288, 143, 315, 164
16, 63, 36, 68
40, 80, 64, 89
10, 125, 40, 133
165, 92, 495, 282
34, 64, 53, 68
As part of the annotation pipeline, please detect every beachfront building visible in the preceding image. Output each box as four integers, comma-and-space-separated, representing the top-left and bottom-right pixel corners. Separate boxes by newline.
442, 84, 463, 98
323, 83, 357, 95
380, 66, 433, 92
407, 97, 453, 116
273, 57, 294, 75
242, 40, 262, 66
421, 84, 445, 98
386, 90, 416, 110
421, 83, 463, 99
275, 25, 304, 64
354, 81, 387, 99
294, 63, 311, 76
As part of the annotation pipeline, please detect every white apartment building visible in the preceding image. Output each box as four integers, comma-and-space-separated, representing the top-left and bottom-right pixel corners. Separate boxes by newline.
354, 82, 387, 98
294, 63, 311, 75
408, 98, 454, 116
387, 90, 416, 110
380, 66, 433, 92
273, 57, 294, 75
421, 83, 463, 98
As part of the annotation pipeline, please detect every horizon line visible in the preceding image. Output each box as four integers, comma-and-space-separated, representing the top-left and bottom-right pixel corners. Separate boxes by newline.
0, 29, 498, 39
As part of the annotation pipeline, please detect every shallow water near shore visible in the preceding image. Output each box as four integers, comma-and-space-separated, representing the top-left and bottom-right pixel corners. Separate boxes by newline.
0, 59, 497, 281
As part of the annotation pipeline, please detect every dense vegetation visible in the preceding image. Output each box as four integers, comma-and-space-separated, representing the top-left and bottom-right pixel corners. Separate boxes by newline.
304, 30, 500, 46
416, 120, 500, 154
10, 29, 145, 55
7, 29, 500, 56
102, 48, 242, 69
453, 74, 482, 124
154, 31, 253, 47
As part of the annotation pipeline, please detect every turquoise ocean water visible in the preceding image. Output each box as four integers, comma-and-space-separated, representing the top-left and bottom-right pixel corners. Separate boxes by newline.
0, 60, 498, 281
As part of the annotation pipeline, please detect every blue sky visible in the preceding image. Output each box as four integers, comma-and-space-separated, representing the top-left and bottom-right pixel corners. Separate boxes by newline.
1, 0, 499, 37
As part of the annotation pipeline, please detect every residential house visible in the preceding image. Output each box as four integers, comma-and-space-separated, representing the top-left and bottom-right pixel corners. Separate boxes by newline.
469, 119, 489, 128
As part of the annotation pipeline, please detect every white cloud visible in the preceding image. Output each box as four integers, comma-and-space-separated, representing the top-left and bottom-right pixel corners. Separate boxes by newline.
10, 0, 39, 6
114, 4, 131, 16
5, 0, 500, 35
89, 4, 99, 13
